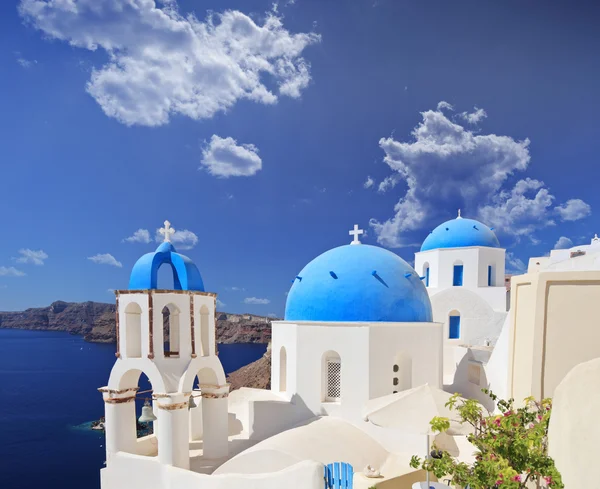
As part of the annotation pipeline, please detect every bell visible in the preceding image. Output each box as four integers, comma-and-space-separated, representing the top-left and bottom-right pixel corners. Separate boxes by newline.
188, 395, 198, 409
138, 400, 157, 423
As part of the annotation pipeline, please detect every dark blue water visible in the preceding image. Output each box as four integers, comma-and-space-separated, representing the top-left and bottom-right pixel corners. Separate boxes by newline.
0, 329, 267, 489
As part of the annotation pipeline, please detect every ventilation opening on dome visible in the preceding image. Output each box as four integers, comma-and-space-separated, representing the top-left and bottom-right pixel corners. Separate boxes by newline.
157, 263, 176, 290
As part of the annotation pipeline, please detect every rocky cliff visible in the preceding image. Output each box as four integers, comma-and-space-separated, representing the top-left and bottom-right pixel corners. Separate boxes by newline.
227, 345, 272, 390
0, 301, 274, 345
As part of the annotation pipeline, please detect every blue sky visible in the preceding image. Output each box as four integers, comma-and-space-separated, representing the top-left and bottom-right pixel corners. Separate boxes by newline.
1, 0, 599, 313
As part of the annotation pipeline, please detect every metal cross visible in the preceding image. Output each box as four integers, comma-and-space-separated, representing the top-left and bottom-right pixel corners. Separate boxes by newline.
349, 224, 364, 245
159, 220, 175, 243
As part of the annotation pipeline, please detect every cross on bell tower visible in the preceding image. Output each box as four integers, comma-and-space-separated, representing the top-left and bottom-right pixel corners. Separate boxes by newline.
349, 224, 364, 245
159, 220, 175, 243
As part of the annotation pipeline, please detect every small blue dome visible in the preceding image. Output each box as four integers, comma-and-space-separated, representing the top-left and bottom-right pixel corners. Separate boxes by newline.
128, 242, 204, 291
285, 244, 432, 322
421, 217, 500, 252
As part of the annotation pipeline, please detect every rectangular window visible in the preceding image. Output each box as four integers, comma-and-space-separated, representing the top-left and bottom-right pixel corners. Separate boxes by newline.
488, 265, 492, 286
449, 316, 460, 339
425, 267, 430, 287
326, 359, 341, 400
453, 265, 463, 286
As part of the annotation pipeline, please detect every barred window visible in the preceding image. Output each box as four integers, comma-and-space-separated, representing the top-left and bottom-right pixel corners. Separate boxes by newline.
326, 359, 341, 400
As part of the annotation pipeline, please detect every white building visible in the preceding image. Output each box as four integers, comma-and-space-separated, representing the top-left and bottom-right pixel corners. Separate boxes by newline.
414, 212, 508, 388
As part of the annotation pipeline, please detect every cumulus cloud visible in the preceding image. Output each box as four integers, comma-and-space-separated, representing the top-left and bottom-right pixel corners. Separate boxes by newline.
16, 54, 37, 68
154, 228, 198, 250
15, 249, 48, 265
460, 107, 487, 124
369, 103, 591, 247
554, 236, 574, 250
437, 101, 454, 111
88, 253, 123, 267
19, 0, 320, 126
200, 135, 262, 178
244, 297, 270, 305
0, 266, 26, 277
363, 176, 374, 189
378, 174, 401, 193
124, 229, 152, 244
216, 299, 226, 308
555, 199, 591, 221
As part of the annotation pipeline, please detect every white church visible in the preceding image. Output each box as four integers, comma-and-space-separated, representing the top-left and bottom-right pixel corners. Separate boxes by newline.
98, 218, 600, 489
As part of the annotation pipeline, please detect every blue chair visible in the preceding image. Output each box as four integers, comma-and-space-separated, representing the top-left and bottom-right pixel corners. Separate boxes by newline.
325, 462, 354, 489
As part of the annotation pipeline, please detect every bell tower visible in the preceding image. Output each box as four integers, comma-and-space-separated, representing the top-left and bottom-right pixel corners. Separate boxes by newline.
98, 221, 230, 477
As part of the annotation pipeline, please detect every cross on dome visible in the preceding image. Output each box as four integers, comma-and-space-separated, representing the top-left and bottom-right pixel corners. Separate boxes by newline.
159, 220, 176, 243
349, 224, 364, 245
592, 234, 599, 244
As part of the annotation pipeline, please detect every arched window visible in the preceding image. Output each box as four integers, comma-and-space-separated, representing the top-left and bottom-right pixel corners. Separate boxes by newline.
392, 351, 412, 392
162, 304, 180, 358
279, 346, 287, 392
423, 262, 430, 287
453, 261, 464, 286
125, 302, 142, 358
488, 265, 494, 286
449, 310, 461, 339
322, 351, 341, 402
200, 305, 210, 357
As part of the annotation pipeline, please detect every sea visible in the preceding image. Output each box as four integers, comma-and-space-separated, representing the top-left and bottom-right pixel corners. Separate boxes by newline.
0, 329, 267, 489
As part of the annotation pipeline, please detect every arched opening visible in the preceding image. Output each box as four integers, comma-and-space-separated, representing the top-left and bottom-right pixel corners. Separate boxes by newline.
157, 262, 176, 290
279, 346, 287, 392
392, 351, 412, 393
423, 262, 430, 287
488, 264, 494, 286
189, 368, 220, 442
449, 310, 461, 339
200, 305, 210, 357
162, 304, 180, 358
453, 260, 464, 286
322, 351, 342, 402
125, 302, 142, 358
135, 373, 156, 440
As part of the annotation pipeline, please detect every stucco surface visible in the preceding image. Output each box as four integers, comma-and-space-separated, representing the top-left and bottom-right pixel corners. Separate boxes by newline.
548, 357, 600, 489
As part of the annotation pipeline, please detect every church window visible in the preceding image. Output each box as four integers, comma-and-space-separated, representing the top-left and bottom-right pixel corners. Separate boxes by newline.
453, 264, 463, 286
449, 311, 461, 339
393, 352, 412, 392
124, 302, 142, 358
423, 263, 430, 287
488, 265, 493, 286
162, 304, 180, 358
323, 352, 342, 402
200, 305, 210, 357
393, 364, 399, 373
279, 346, 287, 392
393, 377, 399, 386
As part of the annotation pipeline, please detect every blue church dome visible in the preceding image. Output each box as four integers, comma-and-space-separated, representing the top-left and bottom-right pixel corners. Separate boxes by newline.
285, 244, 432, 322
420, 215, 500, 252
128, 241, 205, 291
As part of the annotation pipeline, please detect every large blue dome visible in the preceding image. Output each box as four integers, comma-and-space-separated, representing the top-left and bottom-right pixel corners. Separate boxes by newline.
128, 242, 204, 291
284, 244, 432, 322
420, 217, 500, 252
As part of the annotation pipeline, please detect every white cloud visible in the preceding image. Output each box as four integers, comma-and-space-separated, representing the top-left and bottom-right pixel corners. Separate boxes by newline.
124, 229, 152, 244
88, 253, 122, 268
0, 266, 26, 277
377, 174, 401, 193
227, 286, 246, 291
19, 1, 320, 126
216, 299, 226, 308
107, 288, 116, 294
478, 178, 556, 242
15, 249, 48, 265
437, 101, 454, 111
16, 57, 37, 68
244, 297, 270, 305
460, 107, 487, 124
369, 103, 591, 247
555, 199, 591, 221
267, 313, 278, 318
154, 228, 198, 250
363, 176, 374, 189
506, 252, 526, 274
554, 236, 574, 250
200, 135, 262, 178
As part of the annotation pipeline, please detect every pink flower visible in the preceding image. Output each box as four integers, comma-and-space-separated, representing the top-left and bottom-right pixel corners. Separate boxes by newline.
545, 476, 553, 484
511, 475, 522, 482
494, 418, 501, 426
503, 410, 512, 417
